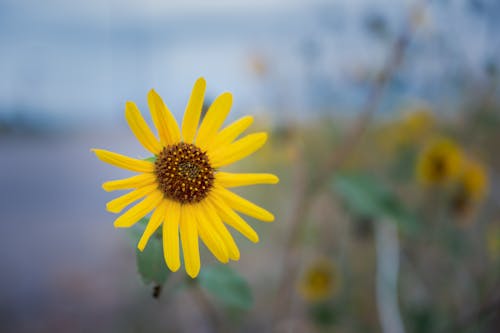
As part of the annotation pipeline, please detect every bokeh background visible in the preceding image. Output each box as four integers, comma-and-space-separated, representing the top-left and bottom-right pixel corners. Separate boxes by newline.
1, 0, 499, 332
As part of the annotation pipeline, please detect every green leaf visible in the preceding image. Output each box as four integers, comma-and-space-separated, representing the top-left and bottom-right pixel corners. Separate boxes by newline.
127, 218, 170, 285
309, 302, 338, 327
144, 156, 157, 162
198, 265, 253, 310
332, 174, 418, 232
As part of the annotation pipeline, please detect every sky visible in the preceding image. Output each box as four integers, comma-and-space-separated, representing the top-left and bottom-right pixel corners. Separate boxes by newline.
0, 0, 496, 127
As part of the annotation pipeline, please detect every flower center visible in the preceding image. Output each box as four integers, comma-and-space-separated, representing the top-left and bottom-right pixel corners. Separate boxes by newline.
154, 142, 215, 204
430, 155, 446, 180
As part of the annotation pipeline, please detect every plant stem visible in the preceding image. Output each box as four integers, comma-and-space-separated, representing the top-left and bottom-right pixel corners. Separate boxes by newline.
375, 220, 405, 333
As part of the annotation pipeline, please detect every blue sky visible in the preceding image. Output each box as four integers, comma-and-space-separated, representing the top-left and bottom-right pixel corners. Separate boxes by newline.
0, 0, 495, 126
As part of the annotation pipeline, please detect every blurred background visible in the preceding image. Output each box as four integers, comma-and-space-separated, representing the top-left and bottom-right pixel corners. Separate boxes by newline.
1, 0, 499, 332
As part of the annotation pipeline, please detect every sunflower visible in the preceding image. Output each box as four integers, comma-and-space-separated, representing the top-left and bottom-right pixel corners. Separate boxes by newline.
450, 158, 488, 215
93, 77, 279, 278
416, 137, 463, 186
459, 159, 488, 201
299, 259, 339, 302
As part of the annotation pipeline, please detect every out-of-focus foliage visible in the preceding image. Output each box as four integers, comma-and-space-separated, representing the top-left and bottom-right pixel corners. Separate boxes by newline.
198, 265, 253, 311
333, 174, 417, 232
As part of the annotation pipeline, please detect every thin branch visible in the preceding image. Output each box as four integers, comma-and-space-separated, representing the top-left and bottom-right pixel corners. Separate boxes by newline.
272, 3, 422, 329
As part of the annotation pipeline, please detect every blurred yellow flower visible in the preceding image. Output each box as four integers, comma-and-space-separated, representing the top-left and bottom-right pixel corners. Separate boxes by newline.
416, 138, 463, 186
299, 259, 339, 302
460, 159, 488, 201
450, 158, 488, 216
375, 107, 434, 155
93, 77, 278, 278
402, 108, 434, 140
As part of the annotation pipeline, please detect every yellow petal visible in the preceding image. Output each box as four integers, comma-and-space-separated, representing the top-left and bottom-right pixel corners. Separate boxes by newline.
208, 195, 259, 243
102, 173, 156, 192
125, 101, 162, 154
210, 116, 254, 149
215, 172, 279, 188
213, 187, 274, 222
137, 200, 168, 251
148, 89, 181, 145
196, 92, 232, 150
209, 132, 267, 168
163, 200, 181, 272
180, 205, 201, 278
201, 201, 240, 260
194, 207, 229, 263
92, 149, 154, 173
113, 190, 164, 228
182, 77, 206, 143
106, 183, 158, 213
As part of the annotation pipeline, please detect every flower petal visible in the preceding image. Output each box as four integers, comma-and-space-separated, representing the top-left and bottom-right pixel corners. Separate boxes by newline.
125, 101, 162, 154
163, 199, 181, 272
180, 205, 201, 278
92, 149, 154, 173
215, 172, 279, 188
194, 207, 229, 263
209, 132, 267, 168
148, 89, 181, 145
137, 200, 168, 251
182, 77, 206, 143
196, 92, 232, 150
213, 187, 274, 222
106, 183, 158, 213
208, 195, 259, 243
207, 115, 253, 152
102, 173, 156, 192
201, 201, 240, 260
113, 190, 164, 228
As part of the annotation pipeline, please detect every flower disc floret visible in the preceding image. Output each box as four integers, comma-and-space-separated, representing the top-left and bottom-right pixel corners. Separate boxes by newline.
155, 143, 215, 204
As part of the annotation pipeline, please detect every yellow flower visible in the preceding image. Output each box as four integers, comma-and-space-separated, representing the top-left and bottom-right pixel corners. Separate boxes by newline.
374, 107, 434, 157
460, 159, 488, 201
93, 78, 279, 278
402, 107, 434, 140
299, 259, 339, 302
416, 138, 463, 185
450, 158, 488, 215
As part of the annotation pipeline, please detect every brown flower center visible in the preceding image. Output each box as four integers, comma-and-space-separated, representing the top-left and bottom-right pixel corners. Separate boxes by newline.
154, 143, 215, 204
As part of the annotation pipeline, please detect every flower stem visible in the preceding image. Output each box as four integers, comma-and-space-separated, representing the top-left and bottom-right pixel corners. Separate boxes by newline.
375, 220, 405, 333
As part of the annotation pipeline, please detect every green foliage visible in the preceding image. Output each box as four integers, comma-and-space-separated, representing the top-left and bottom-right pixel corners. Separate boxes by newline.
309, 302, 338, 327
332, 173, 418, 232
406, 306, 436, 333
198, 265, 253, 310
128, 218, 170, 286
